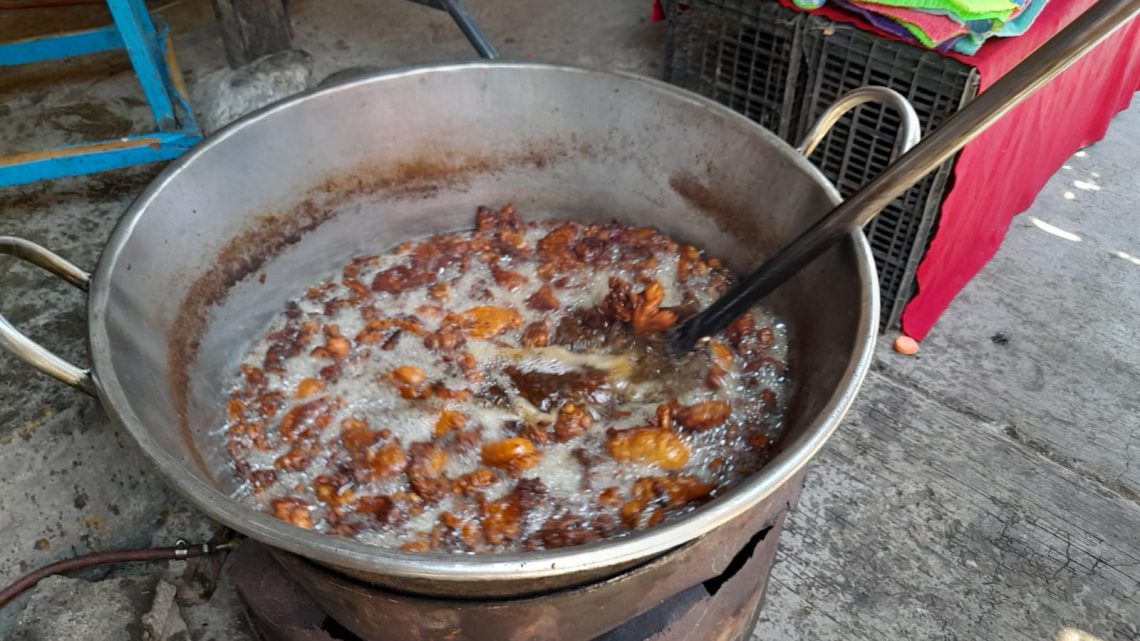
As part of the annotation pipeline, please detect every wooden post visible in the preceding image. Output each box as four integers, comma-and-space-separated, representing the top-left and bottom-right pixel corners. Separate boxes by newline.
212, 0, 292, 68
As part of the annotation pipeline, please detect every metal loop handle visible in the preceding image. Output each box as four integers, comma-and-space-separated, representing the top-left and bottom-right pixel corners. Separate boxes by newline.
0, 237, 95, 395
796, 86, 922, 160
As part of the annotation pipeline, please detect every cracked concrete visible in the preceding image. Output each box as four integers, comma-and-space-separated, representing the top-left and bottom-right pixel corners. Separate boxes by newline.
1, 1, 1137, 639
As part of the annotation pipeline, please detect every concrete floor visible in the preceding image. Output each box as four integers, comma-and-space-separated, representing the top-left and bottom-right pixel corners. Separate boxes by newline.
1, 1, 1137, 639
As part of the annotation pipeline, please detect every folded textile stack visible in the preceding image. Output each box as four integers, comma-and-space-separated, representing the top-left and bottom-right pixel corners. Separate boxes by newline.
791, 0, 1048, 54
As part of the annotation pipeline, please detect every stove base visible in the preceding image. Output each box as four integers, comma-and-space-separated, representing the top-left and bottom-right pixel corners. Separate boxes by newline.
229, 472, 802, 641
231, 514, 784, 641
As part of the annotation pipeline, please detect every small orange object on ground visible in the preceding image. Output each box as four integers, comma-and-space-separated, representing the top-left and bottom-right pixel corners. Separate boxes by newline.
893, 335, 919, 355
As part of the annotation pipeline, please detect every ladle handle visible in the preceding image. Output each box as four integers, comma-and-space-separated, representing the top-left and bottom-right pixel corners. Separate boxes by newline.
672, 0, 1140, 353
0, 237, 95, 395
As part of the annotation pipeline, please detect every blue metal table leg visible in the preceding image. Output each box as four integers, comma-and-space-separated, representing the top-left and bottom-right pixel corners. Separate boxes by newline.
0, 133, 200, 188
106, 0, 179, 130
0, 25, 124, 66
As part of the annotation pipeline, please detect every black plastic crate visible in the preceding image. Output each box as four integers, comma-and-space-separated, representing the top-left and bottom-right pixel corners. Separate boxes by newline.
663, 0, 805, 138
663, 0, 979, 331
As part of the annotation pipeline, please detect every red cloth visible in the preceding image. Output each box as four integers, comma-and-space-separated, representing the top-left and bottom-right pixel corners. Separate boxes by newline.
656, 0, 1140, 339
903, 4, 1140, 339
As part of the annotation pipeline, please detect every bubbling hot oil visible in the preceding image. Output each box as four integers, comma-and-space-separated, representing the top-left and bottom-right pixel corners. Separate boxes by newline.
219, 207, 791, 553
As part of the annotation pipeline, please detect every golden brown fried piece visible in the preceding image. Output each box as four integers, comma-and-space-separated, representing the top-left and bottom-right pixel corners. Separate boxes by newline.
725, 311, 756, 346
757, 326, 775, 348
248, 469, 277, 493
263, 322, 317, 373
327, 337, 350, 359
400, 539, 431, 552
314, 474, 354, 507
429, 282, 451, 302
407, 442, 450, 502
424, 323, 466, 351
273, 445, 311, 472
553, 403, 593, 443
342, 277, 371, 302
619, 499, 646, 529
368, 441, 409, 480
278, 397, 336, 441
433, 512, 482, 551
620, 475, 714, 529
481, 479, 547, 546
676, 245, 710, 282
475, 203, 522, 233
226, 398, 245, 421
415, 305, 446, 322
434, 409, 467, 437
748, 433, 770, 450
356, 495, 396, 523
672, 400, 732, 432
295, 378, 324, 399
481, 437, 542, 475
600, 277, 635, 323
598, 487, 622, 506
456, 306, 522, 339
310, 325, 350, 360
491, 264, 529, 291
706, 340, 734, 390
392, 365, 426, 386
240, 364, 267, 388
271, 498, 313, 529
227, 419, 269, 453
387, 365, 429, 399
536, 224, 578, 265
481, 498, 520, 546
631, 281, 678, 334
340, 418, 383, 465
355, 318, 394, 346
634, 475, 715, 508
526, 285, 560, 311
456, 352, 483, 383
454, 468, 497, 495
604, 426, 689, 471
527, 513, 616, 550
519, 321, 550, 348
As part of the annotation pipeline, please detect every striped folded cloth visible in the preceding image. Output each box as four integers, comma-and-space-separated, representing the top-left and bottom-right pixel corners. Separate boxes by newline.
790, 0, 1047, 54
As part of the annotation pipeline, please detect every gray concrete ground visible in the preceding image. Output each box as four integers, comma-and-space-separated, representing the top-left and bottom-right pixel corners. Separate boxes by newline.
1, 1, 1137, 639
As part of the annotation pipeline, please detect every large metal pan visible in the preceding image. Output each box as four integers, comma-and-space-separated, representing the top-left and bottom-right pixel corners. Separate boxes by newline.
0, 63, 911, 597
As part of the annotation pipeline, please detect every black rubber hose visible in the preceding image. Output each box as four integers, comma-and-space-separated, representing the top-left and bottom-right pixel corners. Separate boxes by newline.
0, 541, 231, 609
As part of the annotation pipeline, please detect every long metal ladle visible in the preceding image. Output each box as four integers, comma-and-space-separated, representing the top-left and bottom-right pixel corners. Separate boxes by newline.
670, 0, 1140, 354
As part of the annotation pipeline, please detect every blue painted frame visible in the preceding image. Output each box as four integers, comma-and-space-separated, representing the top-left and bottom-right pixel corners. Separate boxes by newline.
0, 25, 124, 66
0, 0, 202, 188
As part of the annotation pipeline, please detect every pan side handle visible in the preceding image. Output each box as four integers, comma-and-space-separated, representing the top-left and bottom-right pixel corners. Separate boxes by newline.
0, 237, 95, 395
796, 86, 922, 160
